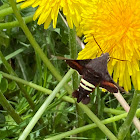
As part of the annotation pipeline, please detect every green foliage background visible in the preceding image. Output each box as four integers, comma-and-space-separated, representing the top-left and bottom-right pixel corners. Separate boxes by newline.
0, 1, 140, 140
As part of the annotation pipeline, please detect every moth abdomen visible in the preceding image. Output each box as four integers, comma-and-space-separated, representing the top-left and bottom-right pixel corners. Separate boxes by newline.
81, 78, 95, 89
72, 78, 95, 104
72, 89, 90, 104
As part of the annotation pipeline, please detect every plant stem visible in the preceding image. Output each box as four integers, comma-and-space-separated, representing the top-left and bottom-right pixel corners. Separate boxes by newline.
69, 27, 77, 59
118, 90, 140, 140
0, 15, 33, 30
69, 27, 84, 137
0, 3, 22, 17
18, 69, 74, 140
0, 51, 35, 109
16, 54, 28, 80
0, 71, 75, 103
0, 3, 9, 10
46, 110, 133, 140
104, 108, 125, 115
9, 0, 73, 95
0, 91, 22, 124
114, 91, 140, 132
59, 12, 85, 49
69, 27, 78, 90
8, 2, 124, 139
0, 51, 34, 105
46, 109, 140, 140
0, 47, 27, 64
1, 71, 140, 140
79, 103, 118, 140
1, 71, 140, 117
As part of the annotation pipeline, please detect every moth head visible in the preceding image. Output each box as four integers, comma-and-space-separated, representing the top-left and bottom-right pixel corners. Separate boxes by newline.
100, 53, 110, 62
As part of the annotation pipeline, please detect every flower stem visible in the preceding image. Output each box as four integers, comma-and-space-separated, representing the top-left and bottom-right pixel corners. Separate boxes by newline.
1, 70, 117, 140
9, 0, 73, 95
118, 90, 140, 140
59, 12, 85, 49
45, 108, 140, 140
0, 91, 22, 124
104, 108, 125, 115
114, 91, 140, 132
50, 106, 130, 140
69, 27, 85, 137
1, 71, 140, 140
8, 2, 122, 139
18, 69, 74, 140
79, 103, 118, 140
69, 27, 78, 90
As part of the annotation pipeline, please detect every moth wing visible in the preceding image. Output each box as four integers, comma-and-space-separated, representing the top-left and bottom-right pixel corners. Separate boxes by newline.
66, 59, 91, 75
55, 56, 91, 75
100, 81, 119, 93
85, 53, 109, 75
101, 72, 125, 93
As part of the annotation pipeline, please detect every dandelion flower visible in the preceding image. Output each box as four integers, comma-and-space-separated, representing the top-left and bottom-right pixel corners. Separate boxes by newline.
17, 0, 92, 29
78, 0, 140, 91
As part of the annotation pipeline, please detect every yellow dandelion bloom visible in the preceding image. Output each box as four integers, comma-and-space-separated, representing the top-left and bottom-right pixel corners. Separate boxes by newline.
78, 0, 140, 91
17, 0, 92, 29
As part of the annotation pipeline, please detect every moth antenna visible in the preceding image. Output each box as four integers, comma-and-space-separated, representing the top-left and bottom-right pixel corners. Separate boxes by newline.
109, 57, 127, 61
92, 36, 127, 61
93, 35, 104, 54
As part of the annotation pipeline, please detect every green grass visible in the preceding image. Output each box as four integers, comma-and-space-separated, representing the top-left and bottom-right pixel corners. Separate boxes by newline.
0, 1, 140, 140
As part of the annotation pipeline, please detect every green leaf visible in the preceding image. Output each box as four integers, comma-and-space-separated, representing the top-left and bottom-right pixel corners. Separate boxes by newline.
0, 73, 3, 83
8, 81, 16, 90
0, 78, 8, 93
53, 28, 60, 35
0, 31, 9, 48
0, 113, 5, 124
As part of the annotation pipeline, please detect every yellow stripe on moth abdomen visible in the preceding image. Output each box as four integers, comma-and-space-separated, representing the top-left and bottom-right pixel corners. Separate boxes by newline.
80, 83, 92, 91
81, 78, 95, 88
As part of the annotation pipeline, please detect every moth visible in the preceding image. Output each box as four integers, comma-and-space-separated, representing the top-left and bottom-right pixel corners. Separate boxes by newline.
65, 53, 125, 104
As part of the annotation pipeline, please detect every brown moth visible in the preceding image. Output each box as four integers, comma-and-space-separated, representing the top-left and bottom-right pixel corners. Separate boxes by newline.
65, 53, 125, 104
